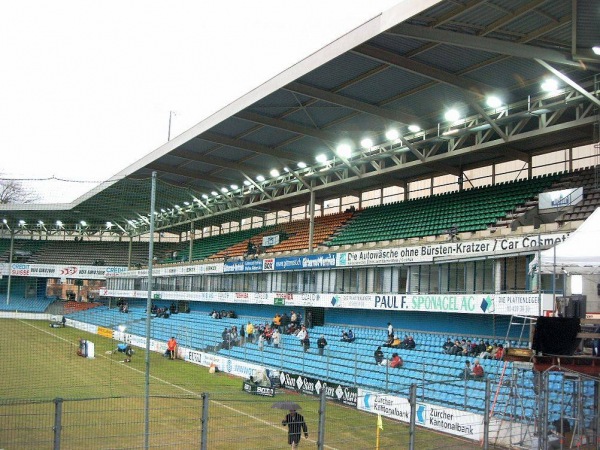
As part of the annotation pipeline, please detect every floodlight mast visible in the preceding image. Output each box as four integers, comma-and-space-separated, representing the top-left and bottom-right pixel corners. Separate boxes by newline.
144, 171, 157, 449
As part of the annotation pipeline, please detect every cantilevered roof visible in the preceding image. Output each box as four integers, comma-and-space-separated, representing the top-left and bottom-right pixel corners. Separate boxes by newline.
2, 0, 600, 235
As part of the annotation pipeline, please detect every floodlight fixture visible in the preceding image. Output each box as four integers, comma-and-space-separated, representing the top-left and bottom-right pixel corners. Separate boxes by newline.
486, 96, 502, 108
444, 109, 460, 123
211, 191, 218, 196
541, 78, 558, 92
220, 187, 228, 193
80, 220, 87, 227
408, 124, 421, 133
202, 194, 209, 199
256, 175, 265, 182
360, 138, 374, 149
183, 201, 190, 206
106, 221, 112, 228
315, 154, 327, 164
160, 208, 166, 213
230, 184, 238, 190
18, 220, 26, 226
38, 220, 44, 226
593, 46, 600, 56
56, 220, 63, 227
270, 169, 280, 177
243, 180, 251, 186
297, 161, 307, 169
2, 219, 7, 224
385, 129, 399, 141
336, 143, 352, 159
283, 167, 290, 172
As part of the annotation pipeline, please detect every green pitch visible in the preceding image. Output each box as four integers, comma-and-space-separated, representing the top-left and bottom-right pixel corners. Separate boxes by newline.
0, 319, 483, 449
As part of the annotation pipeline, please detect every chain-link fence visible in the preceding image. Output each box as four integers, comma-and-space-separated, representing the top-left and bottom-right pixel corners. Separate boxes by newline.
1, 372, 599, 449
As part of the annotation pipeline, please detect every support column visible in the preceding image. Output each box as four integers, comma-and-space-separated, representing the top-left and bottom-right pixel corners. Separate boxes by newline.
127, 236, 133, 269
308, 190, 315, 254
6, 229, 14, 305
189, 222, 195, 264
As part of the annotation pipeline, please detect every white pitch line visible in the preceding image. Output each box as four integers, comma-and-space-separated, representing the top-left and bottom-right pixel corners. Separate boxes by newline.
19, 320, 338, 449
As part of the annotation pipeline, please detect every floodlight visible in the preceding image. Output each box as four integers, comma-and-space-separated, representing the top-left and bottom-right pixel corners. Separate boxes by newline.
385, 129, 399, 141
256, 175, 265, 182
243, 180, 251, 186
336, 143, 352, 159
211, 191, 218, 196
2, 219, 7, 224
202, 194, 209, 199
593, 46, 600, 55
297, 162, 307, 169
38, 220, 44, 226
444, 109, 460, 122
486, 96, 502, 108
55, 220, 63, 227
270, 169, 280, 177
18, 220, 26, 226
541, 78, 558, 92
106, 221, 112, 228
230, 184, 238, 190
183, 201, 190, 206
220, 187, 228, 193
80, 220, 87, 227
408, 125, 421, 133
360, 138, 373, 149
316, 154, 327, 163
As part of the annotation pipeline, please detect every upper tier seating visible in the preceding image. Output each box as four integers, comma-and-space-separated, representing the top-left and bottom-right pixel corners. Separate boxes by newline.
327, 175, 558, 247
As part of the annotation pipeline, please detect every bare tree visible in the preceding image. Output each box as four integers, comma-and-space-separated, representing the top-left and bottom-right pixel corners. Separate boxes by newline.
0, 178, 39, 204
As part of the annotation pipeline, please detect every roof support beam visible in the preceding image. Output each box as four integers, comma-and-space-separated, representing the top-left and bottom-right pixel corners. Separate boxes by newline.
284, 81, 420, 125
235, 110, 338, 143
390, 22, 583, 68
146, 162, 229, 185
200, 132, 299, 162
172, 149, 263, 174
535, 59, 600, 107
353, 44, 495, 97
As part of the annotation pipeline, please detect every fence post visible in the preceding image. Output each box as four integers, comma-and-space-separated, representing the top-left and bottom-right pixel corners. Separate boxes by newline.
539, 371, 549, 450
53, 397, 63, 450
409, 383, 417, 450
200, 393, 209, 450
317, 387, 326, 450
483, 377, 490, 450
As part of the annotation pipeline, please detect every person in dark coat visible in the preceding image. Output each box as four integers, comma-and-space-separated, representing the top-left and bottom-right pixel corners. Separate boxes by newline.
282, 409, 308, 449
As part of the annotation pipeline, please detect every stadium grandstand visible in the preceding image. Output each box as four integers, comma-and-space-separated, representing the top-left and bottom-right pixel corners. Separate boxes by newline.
2, 1, 600, 448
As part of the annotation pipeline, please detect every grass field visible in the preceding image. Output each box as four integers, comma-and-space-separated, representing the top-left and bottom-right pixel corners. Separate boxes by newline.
0, 319, 487, 449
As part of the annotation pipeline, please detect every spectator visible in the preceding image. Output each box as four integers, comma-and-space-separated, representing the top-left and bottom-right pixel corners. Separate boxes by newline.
479, 342, 494, 359
296, 326, 309, 351
387, 322, 394, 339
389, 352, 403, 368
239, 325, 245, 346
472, 359, 484, 379
383, 334, 394, 347
230, 326, 239, 345
167, 336, 177, 360
258, 333, 265, 351
449, 340, 463, 355
462, 360, 472, 379
475, 340, 487, 356
264, 326, 273, 344
272, 314, 281, 328
461, 340, 471, 356
290, 311, 298, 326
401, 336, 416, 350
494, 344, 505, 360
374, 346, 386, 365
221, 328, 231, 350
280, 313, 290, 333
341, 329, 355, 342
317, 335, 327, 356
306, 311, 313, 329
273, 329, 281, 348
390, 335, 401, 348
246, 322, 254, 344
442, 337, 453, 353
302, 334, 310, 353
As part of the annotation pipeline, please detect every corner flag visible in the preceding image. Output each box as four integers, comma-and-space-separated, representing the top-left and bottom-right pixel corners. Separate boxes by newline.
377, 414, 383, 430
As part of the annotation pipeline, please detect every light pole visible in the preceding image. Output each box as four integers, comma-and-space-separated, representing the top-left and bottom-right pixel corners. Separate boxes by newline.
167, 111, 176, 141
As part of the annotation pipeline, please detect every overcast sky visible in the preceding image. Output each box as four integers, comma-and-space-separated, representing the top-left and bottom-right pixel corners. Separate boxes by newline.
0, 0, 403, 202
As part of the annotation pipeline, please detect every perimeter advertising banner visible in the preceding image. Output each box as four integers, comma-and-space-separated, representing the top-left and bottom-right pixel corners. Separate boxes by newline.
1, 263, 127, 279
336, 233, 568, 267
100, 289, 545, 316
357, 389, 483, 441
278, 371, 358, 407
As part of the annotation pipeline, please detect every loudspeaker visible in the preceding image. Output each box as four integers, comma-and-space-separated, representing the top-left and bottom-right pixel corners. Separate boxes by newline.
532, 317, 580, 356
558, 295, 586, 318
